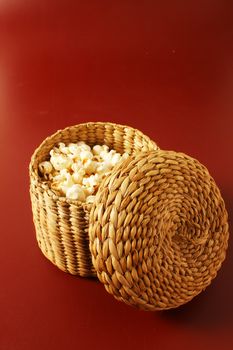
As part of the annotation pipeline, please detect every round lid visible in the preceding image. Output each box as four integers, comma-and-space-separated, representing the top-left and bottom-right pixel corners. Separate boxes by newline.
89, 150, 229, 311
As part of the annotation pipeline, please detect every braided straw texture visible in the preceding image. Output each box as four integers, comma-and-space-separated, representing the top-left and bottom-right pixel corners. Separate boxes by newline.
89, 150, 229, 310
29, 122, 158, 277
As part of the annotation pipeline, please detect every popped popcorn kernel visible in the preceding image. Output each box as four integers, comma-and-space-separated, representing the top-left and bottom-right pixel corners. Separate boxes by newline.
39, 141, 129, 202
50, 152, 72, 171
39, 161, 53, 175
79, 150, 93, 162
92, 145, 103, 155
72, 172, 84, 184
66, 184, 86, 201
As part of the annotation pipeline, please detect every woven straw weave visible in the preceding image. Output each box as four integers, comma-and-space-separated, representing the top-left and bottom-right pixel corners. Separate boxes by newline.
89, 150, 229, 310
29, 122, 158, 277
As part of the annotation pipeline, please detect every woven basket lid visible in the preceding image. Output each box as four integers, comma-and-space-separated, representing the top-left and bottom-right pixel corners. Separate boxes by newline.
89, 150, 229, 311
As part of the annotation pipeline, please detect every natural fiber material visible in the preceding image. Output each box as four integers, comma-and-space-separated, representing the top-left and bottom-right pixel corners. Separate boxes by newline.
29, 122, 158, 277
89, 150, 229, 310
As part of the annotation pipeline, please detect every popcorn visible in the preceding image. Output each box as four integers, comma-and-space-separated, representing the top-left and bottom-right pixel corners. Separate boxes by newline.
39, 161, 53, 175
111, 153, 122, 166
92, 145, 103, 155
58, 142, 70, 155
102, 145, 109, 152
39, 141, 129, 202
83, 174, 99, 187
79, 144, 91, 152
72, 172, 84, 184
100, 149, 116, 162
53, 171, 74, 193
68, 143, 80, 156
84, 186, 95, 195
79, 150, 93, 162
83, 159, 98, 175
76, 141, 85, 146
96, 161, 112, 174
66, 184, 86, 201
53, 169, 71, 182
71, 161, 84, 173
93, 144, 109, 155
77, 141, 91, 151
50, 151, 72, 170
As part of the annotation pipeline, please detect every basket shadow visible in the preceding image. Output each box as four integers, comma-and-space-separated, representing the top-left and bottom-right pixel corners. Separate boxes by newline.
160, 188, 233, 329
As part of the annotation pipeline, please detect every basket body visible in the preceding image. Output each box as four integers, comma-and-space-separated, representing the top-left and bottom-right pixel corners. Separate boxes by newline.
29, 122, 158, 277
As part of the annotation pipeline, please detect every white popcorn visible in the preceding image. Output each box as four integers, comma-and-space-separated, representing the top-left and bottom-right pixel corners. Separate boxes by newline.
58, 142, 70, 154
84, 186, 95, 195
79, 144, 91, 152
63, 173, 74, 186
92, 145, 103, 155
99, 151, 107, 161
83, 173, 102, 188
39, 161, 53, 175
53, 172, 74, 194
53, 169, 70, 182
93, 155, 102, 163
71, 161, 84, 173
76, 141, 85, 146
100, 149, 116, 162
97, 161, 112, 174
94, 173, 102, 183
50, 151, 72, 170
51, 146, 60, 154
66, 184, 86, 201
72, 172, 84, 184
83, 159, 98, 175
39, 141, 126, 202
111, 153, 122, 166
68, 143, 80, 156
58, 184, 70, 195
102, 145, 109, 152
79, 150, 93, 162
83, 174, 99, 187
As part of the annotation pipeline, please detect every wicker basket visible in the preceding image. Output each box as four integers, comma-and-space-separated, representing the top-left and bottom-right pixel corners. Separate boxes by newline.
30, 122, 229, 311
89, 150, 229, 310
29, 122, 158, 277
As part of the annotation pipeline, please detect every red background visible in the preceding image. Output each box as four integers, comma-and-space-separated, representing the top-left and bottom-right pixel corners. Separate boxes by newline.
0, 1, 233, 349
